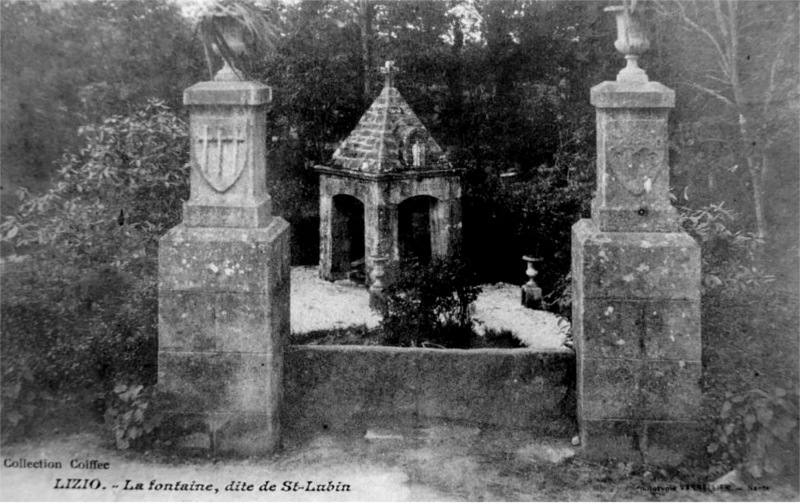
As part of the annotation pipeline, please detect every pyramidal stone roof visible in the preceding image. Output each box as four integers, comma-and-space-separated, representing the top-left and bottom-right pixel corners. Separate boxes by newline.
331, 63, 449, 174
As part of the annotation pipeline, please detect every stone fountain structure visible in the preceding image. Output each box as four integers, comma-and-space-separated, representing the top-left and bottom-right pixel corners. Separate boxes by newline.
315, 62, 462, 302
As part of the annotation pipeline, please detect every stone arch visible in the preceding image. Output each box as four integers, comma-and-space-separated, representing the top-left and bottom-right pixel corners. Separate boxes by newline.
331, 194, 366, 282
398, 195, 441, 265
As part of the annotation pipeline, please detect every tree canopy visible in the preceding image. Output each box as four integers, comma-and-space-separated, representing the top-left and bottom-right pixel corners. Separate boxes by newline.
1, 0, 797, 286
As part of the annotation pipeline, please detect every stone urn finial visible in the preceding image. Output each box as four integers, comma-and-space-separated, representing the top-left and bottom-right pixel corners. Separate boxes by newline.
196, 1, 280, 83
606, 4, 650, 82
212, 16, 247, 82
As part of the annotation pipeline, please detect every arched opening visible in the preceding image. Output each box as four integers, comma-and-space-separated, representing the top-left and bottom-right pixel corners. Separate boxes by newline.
331, 194, 365, 282
398, 195, 437, 265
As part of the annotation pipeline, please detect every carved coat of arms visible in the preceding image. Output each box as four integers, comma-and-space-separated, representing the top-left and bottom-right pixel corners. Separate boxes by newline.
606, 120, 665, 197
194, 124, 247, 193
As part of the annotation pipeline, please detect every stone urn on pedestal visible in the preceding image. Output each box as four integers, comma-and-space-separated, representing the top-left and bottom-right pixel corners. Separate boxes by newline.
521, 255, 543, 310
196, 0, 279, 82
606, 3, 650, 82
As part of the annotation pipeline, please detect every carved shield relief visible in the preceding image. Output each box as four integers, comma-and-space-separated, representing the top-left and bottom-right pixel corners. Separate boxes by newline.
606, 120, 665, 197
193, 122, 248, 193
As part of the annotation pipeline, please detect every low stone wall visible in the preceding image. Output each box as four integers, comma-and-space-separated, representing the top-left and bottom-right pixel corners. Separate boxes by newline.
283, 345, 576, 437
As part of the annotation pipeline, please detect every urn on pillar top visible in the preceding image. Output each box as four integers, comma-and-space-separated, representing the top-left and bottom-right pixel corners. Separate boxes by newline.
606, 3, 650, 82
196, 0, 279, 82
208, 15, 248, 81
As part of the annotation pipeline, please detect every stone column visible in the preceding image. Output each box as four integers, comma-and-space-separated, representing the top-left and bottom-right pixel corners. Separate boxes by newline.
318, 192, 333, 281
158, 80, 290, 455
449, 187, 463, 254
430, 199, 450, 258
571, 14, 702, 464
364, 201, 394, 292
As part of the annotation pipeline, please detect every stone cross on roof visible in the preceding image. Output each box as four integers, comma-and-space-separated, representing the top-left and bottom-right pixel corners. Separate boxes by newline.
380, 61, 399, 88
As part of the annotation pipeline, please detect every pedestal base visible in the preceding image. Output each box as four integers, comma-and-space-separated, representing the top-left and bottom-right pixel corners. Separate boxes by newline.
571, 218, 702, 464
158, 219, 290, 455
580, 419, 705, 465
521, 284, 543, 310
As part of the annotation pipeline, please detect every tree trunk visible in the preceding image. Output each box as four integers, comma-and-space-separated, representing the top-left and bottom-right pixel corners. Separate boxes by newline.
360, 0, 373, 106
747, 154, 768, 257
448, 16, 464, 146
727, 0, 768, 250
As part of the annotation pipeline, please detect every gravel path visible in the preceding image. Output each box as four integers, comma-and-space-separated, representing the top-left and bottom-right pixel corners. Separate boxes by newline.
290, 266, 569, 349
290, 266, 381, 333
471, 283, 570, 349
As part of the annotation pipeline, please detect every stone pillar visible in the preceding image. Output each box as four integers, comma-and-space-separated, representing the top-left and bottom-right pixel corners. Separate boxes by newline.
158, 80, 290, 455
571, 26, 702, 463
318, 192, 333, 281
366, 196, 395, 306
449, 192, 463, 254
430, 199, 450, 258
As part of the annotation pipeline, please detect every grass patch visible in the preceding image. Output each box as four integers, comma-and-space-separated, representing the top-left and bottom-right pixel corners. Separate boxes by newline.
290, 325, 383, 346
290, 325, 527, 349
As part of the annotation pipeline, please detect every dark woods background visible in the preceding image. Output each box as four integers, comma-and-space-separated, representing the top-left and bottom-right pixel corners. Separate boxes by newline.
1, 0, 798, 479
3, 0, 797, 288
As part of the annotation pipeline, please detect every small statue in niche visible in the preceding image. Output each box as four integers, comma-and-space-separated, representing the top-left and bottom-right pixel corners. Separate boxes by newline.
412, 139, 425, 168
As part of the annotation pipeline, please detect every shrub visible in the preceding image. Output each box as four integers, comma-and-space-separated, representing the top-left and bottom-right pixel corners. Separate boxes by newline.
459, 134, 594, 300
0, 352, 45, 439
701, 285, 799, 483
681, 203, 799, 482
707, 387, 799, 480
104, 383, 163, 450
0, 101, 188, 439
476, 328, 526, 349
377, 257, 482, 348
680, 202, 774, 294
290, 325, 382, 346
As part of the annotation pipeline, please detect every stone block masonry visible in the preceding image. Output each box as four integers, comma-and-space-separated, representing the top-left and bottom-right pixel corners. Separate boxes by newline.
158, 79, 290, 456
282, 346, 575, 436
571, 25, 703, 464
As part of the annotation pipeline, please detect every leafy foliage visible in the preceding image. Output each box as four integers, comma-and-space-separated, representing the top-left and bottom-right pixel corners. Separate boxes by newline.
0, 354, 46, 437
655, 0, 800, 270
680, 203, 774, 294
700, 284, 800, 482
104, 383, 163, 450
707, 388, 799, 480
377, 257, 482, 348
290, 324, 524, 349
0, 0, 202, 207
460, 137, 594, 302
681, 204, 799, 481
0, 101, 188, 441
4, 100, 188, 256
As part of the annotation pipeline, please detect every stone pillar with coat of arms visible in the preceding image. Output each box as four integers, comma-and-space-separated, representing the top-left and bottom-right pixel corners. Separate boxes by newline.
571, 5, 702, 464
157, 79, 290, 455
